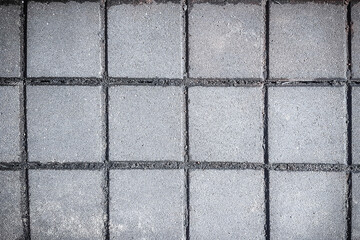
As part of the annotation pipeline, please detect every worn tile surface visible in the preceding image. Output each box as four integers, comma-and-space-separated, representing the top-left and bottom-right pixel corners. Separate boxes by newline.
270, 171, 346, 240
0, 4, 21, 77
27, 1, 102, 77
110, 170, 184, 239
190, 170, 265, 239
27, 86, 103, 163
0, 86, 20, 162
0, 171, 22, 240
29, 170, 103, 240
268, 87, 347, 164
189, 1, 264, 78
109, 86, 184, 161
108, 1, 183, 78
269, 2, 347, 80
189, 87, 263, 162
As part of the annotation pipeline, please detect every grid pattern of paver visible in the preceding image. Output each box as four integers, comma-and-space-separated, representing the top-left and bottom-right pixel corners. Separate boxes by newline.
0, 0, 358, 239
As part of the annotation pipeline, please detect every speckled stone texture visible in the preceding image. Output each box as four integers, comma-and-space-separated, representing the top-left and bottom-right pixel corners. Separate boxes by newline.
189, 87, 263, 162
270, 171, 346, 240
27, 1, 102, 77
0, 86, 20, 162
269, 1, 347, 80
353, 87, 360, 164
110, 170, 185, 239
189, 1, 264, 78
0, 171, 22, 240
29, 170, 103, 240
352, 2, 360, 78
190, 170, 265, 239
268, 87, 347, 164
27, 86, 103, 163
108, 1, 183, 78
0, 4, 21, 77
109, 86, 184, 161
353, 173, 360, 239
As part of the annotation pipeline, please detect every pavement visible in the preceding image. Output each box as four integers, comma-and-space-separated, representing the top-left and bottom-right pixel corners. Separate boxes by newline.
0, 0, 359, 239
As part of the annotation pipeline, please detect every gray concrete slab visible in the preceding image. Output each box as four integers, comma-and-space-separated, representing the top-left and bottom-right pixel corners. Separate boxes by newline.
109, 86, 184, 161
110, 169, 184, 239
27, 1, 102, 77
0, 86, 20, 162
352, 2, 360, 78
353, 173, 360, 239
269, 2, 347, 80
0, 171, 22, 240
29, 170, 103, 240
190, 170, 265, 239
353, 87, 360, 164
27, 86, 102, 163
0, 4, 21, 77
270, 171, 346, 240
189, 87, 263, 162
108, 2, 183, 78
268, 87, 347, 164
189, 1, 264, 78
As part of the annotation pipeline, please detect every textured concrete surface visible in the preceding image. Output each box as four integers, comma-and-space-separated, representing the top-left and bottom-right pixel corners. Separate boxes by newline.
270, 171, 346, 240
27, 86, 102, 162
108, 2, 183, 78
352, 2, 360, 78
0, 171, 22, 240
0, 4, 21, 77
268, 87, 347, 164
29, 170, 103, 240
109, 86, 184, 161
189, 87, 263, 162
0, 86, 20, 162
190, 170, 265, 239
353, 173, 360, 239
269, 2, 347, 80
27, 1, 102, 77
110, 170, 184, 239
189, 2, 263, 78
353, 87, 360, 164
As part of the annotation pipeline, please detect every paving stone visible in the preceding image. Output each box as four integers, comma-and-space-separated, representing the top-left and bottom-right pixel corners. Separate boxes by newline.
189, 87, 263, 162
0, 86, 20, 162
269, 1, 347, 80
27, 1, 102, 77
110, 169, 184, 239
27, 86, 102, 163
352, 2, 360, 78
268, 87, 346, 163
0, 171, 22, 240
353, 87, 360, 164
353, 173, 360, 239
190, 170, 264, 239
108, 1, 183, 78
270, 171, 346, 240
0, 3, 21, 77
109, 86, 184, 161
29, 170, 103, 240
189, 0, 264, 78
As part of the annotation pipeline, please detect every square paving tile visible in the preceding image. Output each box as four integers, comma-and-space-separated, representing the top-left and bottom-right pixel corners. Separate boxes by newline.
110, 169, 185, 239
27, 1, 102, 77
29, 170, 104, 239
27, 86, 103, 163
109, 86, 184, 161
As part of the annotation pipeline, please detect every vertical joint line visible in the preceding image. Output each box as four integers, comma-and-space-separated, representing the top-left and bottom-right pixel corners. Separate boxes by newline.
263, 1, 270, 240
101, 0, 110, 239
183, 0, 190, 239
20, 0, 31, 239
346, 2, 352, 240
